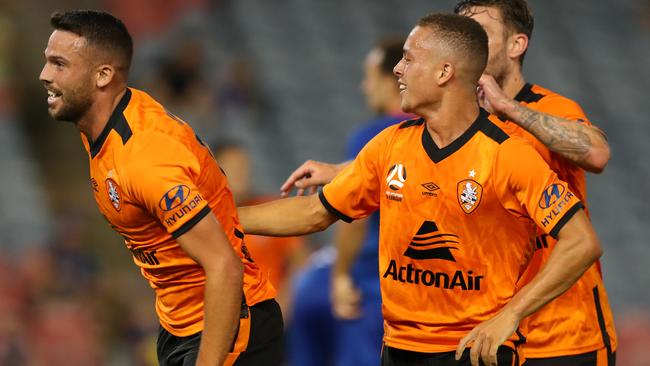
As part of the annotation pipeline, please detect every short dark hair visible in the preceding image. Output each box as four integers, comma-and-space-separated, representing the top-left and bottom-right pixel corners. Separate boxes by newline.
50, 10, 133, 73
417, 13, 488, 83
454, 0, 534, 62
375, 36, 407, 75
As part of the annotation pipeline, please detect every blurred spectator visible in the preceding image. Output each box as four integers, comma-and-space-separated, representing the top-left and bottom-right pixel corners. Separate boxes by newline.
213, 141, 309, 318
143, 37, 218, 142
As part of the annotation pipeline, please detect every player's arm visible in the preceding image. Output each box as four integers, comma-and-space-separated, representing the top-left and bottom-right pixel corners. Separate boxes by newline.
457, 210, 601, 366
478, 74, 610, 173
238, 194, 339, 236
331, 218, 368, 319
280, 160, 351, 197
176, 214, 244, 366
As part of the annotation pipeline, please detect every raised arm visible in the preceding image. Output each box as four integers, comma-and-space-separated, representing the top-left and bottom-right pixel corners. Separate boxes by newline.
238, 194, 338, 236
280, 160, 351, 197
478, 74, 610, 173
456, 209, 601, 366
176, 213, 244, 366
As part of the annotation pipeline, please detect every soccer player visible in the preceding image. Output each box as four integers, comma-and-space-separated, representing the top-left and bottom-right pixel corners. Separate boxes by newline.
39, 10, 282, 366
454, 1, 616, 365
240, 13, 602, 366
282, 2, 617, 364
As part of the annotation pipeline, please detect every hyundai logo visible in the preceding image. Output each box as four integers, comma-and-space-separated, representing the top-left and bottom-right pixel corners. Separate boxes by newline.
159, 185, 191, 211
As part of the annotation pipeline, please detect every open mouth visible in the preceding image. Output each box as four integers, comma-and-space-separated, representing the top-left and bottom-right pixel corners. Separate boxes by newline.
47, 89, 62, 105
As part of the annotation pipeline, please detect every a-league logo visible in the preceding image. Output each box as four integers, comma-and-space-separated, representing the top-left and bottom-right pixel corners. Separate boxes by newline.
386, 164, 407, 190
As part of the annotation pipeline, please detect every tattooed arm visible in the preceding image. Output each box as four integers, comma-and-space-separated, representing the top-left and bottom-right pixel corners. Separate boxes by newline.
478, 75, 610, 173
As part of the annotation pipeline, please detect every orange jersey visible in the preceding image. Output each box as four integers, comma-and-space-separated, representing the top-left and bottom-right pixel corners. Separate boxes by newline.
82, 88, 275, 337
490, 83, 616, 358
320, 109, 582, 353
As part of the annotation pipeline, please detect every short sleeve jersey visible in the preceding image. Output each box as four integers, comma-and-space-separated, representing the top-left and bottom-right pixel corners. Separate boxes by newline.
490, 84, 617, 357
82, 88, 275, 337
320, 109, 582, 352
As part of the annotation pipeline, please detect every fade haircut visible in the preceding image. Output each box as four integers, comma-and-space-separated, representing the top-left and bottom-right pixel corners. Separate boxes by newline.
454, 0, 534, 63
50, 10, 133, 73
376, 36, 407, 76
416, 13, 488, 83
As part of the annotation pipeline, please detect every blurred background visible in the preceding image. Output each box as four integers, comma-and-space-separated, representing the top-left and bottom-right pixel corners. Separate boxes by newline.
0, 0, 649, 364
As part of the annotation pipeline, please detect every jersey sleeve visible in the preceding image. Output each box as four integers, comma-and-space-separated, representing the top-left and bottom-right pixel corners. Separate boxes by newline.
494, 137, 583, 238
125, 132, 211, 238
320, 128, 391, 222
537, 94, 592, 125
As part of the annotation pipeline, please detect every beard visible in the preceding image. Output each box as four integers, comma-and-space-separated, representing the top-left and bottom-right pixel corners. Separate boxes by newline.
485, 53, 509, 87
48, 85, 94, 123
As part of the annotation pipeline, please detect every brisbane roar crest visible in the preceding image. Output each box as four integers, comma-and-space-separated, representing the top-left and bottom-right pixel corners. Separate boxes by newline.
457, 179, 482, 214
105, 178, 121, 212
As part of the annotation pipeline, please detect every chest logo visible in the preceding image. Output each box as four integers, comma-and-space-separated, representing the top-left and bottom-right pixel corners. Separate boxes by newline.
386, 164, 407, 190
105, 178, 121, 212
159, 185, 191, 211
457, 179, 482, 214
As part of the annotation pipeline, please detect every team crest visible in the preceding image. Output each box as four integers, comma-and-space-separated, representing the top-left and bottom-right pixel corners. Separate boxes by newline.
457, 179, 482, 214
105, 178, 121, 212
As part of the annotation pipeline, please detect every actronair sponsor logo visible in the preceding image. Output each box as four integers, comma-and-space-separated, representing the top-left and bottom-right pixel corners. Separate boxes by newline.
383, 260, 484, 291
403, 221, 459, 261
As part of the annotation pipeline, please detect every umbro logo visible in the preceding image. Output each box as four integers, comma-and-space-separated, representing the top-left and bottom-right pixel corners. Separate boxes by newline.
403, 221, 459, 261
421, 182, 439, 197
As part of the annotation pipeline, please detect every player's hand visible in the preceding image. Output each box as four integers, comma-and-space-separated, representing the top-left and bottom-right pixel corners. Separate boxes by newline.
455, 308, 520, 366
477, 74, 517, 118
280, 160, 341, 197
331, 273, 362, 319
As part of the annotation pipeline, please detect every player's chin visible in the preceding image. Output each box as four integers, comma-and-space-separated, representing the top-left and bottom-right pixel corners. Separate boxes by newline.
400, 100, 414, 114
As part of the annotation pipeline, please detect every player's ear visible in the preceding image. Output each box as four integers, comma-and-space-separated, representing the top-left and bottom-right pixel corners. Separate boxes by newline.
437, 62, 454, 86
96, 64, 115, 88
508, 33, 529, 61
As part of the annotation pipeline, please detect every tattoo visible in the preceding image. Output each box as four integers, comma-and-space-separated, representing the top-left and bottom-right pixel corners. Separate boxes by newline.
513, 104, 594, 165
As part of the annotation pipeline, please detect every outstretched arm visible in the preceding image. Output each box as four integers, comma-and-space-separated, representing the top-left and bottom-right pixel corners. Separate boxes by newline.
280, 160, 351, 197
456, 209, 602, 366
478, 74, 610, 173
238, 194, 338, 236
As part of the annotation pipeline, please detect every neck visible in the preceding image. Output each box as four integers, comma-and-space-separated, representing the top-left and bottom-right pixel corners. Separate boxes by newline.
500, 64, 526, 99
420, 87, 480, 148
77, 86, 127, 143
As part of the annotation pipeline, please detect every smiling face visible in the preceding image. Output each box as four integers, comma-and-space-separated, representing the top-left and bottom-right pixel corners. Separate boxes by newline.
39, 30, 95, 122
393, 26, 446, 115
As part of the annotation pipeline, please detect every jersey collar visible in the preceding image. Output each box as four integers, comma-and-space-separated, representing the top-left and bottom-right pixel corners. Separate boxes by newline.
90, 88, 132, 158
514, 83, 543, 104
421, 108, 490, 164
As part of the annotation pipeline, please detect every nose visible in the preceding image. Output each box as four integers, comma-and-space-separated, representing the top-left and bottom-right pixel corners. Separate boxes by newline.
393, 58, 404, 77
39, 63, 51, 84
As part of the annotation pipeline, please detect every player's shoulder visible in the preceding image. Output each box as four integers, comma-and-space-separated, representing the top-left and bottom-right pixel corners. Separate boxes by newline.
123, 88, 198, 147
525, 84, 585, 112
496, 134, 545, 168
